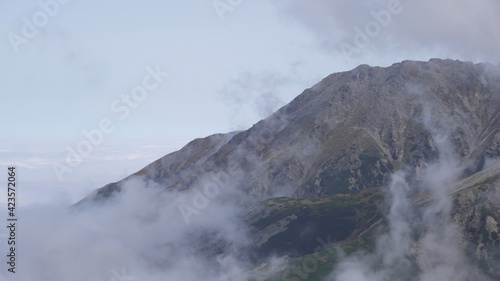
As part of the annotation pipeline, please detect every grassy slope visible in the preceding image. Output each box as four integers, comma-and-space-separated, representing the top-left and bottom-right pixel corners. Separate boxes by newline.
247, 166, 500, 281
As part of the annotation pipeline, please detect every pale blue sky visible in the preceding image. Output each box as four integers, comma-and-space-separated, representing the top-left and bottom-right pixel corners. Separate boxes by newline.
1, 0, 499, 204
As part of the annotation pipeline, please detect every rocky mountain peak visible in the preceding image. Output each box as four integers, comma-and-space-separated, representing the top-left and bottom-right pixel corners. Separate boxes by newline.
83, 58, 499, 202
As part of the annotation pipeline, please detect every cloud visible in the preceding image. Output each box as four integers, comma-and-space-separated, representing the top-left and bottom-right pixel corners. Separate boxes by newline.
0, 177, 256, 281
218, 62, 317, 129
326, 84, 491, 281
276, 0, 500, 64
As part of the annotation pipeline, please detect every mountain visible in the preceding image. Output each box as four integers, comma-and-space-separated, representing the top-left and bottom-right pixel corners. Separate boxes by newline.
77, 59, 500, 280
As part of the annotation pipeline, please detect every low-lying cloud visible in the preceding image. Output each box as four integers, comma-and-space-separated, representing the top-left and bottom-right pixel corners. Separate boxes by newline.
326, 86, 491, 281
0, 177, 257, 281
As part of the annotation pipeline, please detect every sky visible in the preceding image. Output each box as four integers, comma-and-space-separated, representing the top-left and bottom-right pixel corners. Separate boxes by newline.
0, 0, 499, 205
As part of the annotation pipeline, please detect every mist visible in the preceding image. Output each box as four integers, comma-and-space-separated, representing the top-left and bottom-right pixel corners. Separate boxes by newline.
326, 85, 492, 280
276, 0, 500, 65
0, 177, 259, 281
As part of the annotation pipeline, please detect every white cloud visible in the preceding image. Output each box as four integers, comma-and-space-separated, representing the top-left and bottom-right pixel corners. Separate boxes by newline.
276, 0, 500, 67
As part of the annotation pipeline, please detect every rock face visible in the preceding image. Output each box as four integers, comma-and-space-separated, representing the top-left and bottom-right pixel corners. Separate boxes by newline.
78, 59, 500, 280
84, 59, 499, 201
452, 166, 500, 278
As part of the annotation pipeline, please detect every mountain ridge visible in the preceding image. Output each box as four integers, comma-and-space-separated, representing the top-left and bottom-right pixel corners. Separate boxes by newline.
74, 58, 500, 280
80, 58, 499, 204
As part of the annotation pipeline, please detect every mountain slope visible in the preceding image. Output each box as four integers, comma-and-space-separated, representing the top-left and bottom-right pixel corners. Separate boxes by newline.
83, 59, 499, 202
77, 58, 500, 280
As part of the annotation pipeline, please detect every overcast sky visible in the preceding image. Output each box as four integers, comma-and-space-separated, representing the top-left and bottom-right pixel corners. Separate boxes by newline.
1, 0, 499, 205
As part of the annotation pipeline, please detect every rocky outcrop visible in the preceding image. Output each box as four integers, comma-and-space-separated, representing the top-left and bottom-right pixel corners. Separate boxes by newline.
452, 166, 500, 278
